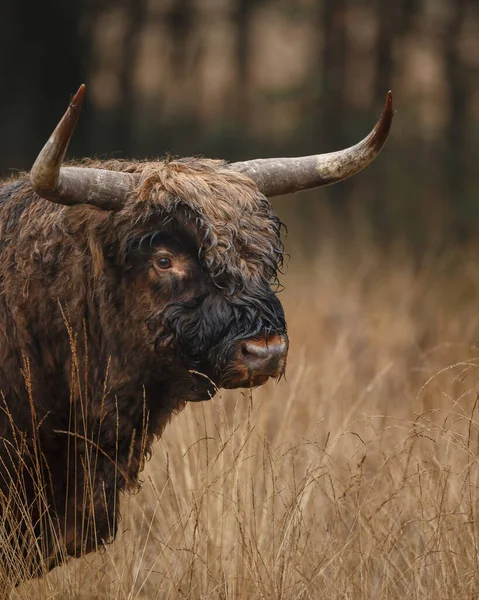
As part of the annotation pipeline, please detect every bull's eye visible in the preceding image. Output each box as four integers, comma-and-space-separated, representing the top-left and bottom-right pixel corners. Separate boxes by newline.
155, 256, 172, 270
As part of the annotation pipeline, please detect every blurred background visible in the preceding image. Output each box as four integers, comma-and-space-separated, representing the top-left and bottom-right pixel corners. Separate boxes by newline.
0, 0, 478, 248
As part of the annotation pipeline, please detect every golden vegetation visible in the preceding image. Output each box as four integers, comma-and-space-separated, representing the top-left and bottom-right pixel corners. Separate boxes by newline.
8, 226, 479, 599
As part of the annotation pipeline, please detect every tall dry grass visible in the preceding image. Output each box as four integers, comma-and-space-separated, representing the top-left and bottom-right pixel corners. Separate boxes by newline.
9, 229, 479, 599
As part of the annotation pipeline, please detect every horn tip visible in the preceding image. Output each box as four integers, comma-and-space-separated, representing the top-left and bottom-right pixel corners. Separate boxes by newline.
379, 90, 394, 135
71, 84, 86, 111
385, 90, 393, 115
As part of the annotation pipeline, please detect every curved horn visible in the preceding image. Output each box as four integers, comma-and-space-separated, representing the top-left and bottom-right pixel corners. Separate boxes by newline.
231, 91, 394, 197
30, 85, 135, 210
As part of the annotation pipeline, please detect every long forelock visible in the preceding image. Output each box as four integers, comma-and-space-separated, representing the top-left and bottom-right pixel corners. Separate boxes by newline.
108, 157, 285, 289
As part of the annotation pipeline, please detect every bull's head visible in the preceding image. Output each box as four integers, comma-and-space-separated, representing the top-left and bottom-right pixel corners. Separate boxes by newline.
29, 86, 393, 403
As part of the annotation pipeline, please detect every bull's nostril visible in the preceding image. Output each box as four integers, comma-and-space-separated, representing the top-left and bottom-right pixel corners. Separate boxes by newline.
238, 335, 288, 378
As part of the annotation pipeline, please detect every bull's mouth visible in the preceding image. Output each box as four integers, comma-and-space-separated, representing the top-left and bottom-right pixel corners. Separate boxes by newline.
221, 373, 271, 389
184, 371, 274, 402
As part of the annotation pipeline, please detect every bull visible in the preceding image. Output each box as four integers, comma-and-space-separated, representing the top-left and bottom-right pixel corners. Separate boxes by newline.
0, 86, 393, 581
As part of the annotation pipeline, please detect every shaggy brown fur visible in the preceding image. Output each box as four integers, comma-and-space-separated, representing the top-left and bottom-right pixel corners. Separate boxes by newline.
0, 157, 286, 580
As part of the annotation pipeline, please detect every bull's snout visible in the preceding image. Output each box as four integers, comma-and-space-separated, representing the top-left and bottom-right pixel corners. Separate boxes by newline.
222, 333, 288, 389
240, 336, 288, 376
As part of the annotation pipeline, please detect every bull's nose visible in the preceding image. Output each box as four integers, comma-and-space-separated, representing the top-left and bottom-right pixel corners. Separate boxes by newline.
239, 334, 288, 378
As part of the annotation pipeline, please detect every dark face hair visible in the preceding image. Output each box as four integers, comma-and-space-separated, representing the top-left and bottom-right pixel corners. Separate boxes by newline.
121, 214, 287, 400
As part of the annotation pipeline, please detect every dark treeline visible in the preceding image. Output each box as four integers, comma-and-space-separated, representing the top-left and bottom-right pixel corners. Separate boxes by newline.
0, 0, 478, 243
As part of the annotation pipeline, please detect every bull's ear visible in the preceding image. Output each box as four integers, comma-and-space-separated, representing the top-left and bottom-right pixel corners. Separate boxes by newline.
231, 92, 393, 197
30, 85, 137, 211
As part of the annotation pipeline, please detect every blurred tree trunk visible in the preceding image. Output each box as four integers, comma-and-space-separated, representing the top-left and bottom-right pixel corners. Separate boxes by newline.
319, 0, 348, 212
443, 0, 470, 234
321, 0, 347, 147
235, 0, 256, 128
165, 0, 194, 78
371, 0, 420, 234
375, 0, 419, 99
163, 0, 200, 150
112, 0, 148, 154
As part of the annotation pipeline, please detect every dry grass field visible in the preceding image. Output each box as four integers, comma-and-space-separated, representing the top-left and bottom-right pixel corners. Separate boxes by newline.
9, 223, 479, 599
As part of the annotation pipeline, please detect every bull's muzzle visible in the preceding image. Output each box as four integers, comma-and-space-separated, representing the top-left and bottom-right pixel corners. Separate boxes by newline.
224, 333, 288, 388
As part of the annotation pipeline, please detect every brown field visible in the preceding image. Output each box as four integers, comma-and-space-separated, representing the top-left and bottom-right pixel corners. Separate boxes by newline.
8, 223, 479, 599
